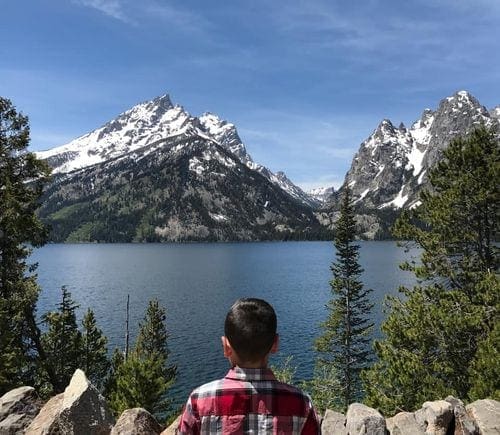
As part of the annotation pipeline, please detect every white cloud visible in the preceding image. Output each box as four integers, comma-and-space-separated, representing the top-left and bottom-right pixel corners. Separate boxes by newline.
142, 1, 210, 34
73, 0, 130, 23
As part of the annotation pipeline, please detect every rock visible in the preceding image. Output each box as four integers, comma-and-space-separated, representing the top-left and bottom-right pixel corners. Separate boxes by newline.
466, 399, 500, 435
0, 386, 42, 434
161, 415, 181, 434
111, 408, 163, 434
415, 400, 454, 435
386, 411, 425, 434
26, 369, 114, 434
345, 403, 386, 435
321, 409, 346, 434
445, 396, 479, 435
24, 393, 64, 435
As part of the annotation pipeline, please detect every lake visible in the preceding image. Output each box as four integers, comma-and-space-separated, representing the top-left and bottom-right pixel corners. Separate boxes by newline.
31, 241, 417, 408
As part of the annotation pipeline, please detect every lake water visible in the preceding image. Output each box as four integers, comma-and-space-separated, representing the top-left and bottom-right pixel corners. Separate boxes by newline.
31, 241, 417, 408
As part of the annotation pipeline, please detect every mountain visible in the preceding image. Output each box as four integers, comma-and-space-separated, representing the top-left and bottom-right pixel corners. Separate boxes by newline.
319, 91, 499, 239
37, 95, 318, 208
37, 95, 327, 242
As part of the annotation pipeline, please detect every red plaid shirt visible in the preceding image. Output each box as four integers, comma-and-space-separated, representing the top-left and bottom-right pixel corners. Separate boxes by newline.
178, 367, 320, 434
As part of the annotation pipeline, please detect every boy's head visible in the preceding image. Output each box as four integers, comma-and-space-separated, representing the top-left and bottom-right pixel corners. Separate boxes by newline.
223, 298, 278, 365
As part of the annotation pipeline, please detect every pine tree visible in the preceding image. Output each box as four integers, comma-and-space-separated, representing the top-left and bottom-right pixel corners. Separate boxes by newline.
81, 308, 110, 390
314, 187, 374, 412
108, 299, 176, 418
0, 97, 54, 393
41, 286, 82, 392
363, 126, 499, 414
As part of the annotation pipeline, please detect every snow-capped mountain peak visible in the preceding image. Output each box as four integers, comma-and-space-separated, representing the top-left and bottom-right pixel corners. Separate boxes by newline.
36, 93, 319, 208
338, 90, 498, 213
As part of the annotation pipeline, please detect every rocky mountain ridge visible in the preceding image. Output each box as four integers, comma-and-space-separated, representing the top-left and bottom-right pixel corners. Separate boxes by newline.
319, 90, 499, 238
37, 94, 319, 208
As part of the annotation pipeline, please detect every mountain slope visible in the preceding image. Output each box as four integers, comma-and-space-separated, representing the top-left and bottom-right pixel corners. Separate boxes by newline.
38, 132, 327, 242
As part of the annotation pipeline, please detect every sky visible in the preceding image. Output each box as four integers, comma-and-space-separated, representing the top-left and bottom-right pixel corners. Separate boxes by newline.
1, 0, 499, 190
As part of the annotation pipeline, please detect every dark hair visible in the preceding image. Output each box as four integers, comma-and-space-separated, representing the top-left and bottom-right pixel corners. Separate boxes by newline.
224, 298, 277, 362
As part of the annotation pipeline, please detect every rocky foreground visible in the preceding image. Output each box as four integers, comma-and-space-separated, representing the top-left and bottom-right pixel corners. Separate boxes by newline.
0, 370, 498, 434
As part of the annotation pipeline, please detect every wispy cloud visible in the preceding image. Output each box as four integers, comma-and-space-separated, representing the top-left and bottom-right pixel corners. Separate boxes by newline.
73, 0, 130, 23
141, 1, 211, 34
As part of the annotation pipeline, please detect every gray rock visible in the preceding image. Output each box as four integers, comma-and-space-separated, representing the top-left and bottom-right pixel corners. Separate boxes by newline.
111, 408, 163, 434
346, 403, 386, 435
415, 400, 454, 435
26, 369, 114, 434
0, 386, 42, 434
24, 393, 64, 435
445, 396, 479, 435
466, 399, 500, 435
386, 411, 425, 435
321, 409, 346, 434
161, 415, 181, 434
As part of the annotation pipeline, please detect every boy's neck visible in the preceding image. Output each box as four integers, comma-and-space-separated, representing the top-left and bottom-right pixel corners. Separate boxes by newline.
235, 362, 268, 369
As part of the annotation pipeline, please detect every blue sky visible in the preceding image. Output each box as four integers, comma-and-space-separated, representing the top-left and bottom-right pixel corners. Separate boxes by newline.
1, 0, 499, 190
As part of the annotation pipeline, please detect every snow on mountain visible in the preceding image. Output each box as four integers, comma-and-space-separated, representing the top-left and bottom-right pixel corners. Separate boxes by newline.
36, 94, 317, 207
37, 95, 196, 173
308, 186, 335, 203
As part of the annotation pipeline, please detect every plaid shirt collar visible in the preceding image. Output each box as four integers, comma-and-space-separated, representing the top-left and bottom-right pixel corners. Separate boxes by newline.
225, 366, 277, 382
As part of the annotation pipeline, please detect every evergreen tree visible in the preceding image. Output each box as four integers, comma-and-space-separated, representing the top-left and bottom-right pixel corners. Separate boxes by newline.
81, 308, 110, 390
363, 126, 499, 414
314, 187, 374, 412
41, 286, 82, 392
108, 299, 176, 418
0, 97, 53, 393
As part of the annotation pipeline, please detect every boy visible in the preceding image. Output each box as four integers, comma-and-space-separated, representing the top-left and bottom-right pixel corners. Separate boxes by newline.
178, 298, 320, 434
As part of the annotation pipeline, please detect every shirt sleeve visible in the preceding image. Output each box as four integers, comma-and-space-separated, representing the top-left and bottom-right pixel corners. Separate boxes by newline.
301, 399, 321, 435
178, 394, 200, 435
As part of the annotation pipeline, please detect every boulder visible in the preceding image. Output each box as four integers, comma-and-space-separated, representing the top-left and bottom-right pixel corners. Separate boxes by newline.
386, 411, 425, 435
0, 386, 42, 433
111, 408, 163, 434
26, 369, 114, 434
415, 400, 454, 435
346, 403, 386, 435
466, 399, 500, 435
321, 409, 346, 434
161, 415, 181, 434
445, 396, 479, 435
24, 393, 64, 435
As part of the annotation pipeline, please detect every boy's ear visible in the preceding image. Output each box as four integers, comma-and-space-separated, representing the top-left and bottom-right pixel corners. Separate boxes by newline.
221, 336, 233, 358
270, 334, 279, 354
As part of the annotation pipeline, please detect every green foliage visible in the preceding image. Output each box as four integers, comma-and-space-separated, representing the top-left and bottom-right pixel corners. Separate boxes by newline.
270, 355, 297, 385
302, 364, 342, 415
82, 308, 110, 390
0, 97, 51, 393
109, 354, 174, 418
314, 187, 374, 412
41, 287, 83, 393
468, 303, 500, 401
363, 126, 500, 415
107, 300, 176, 419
